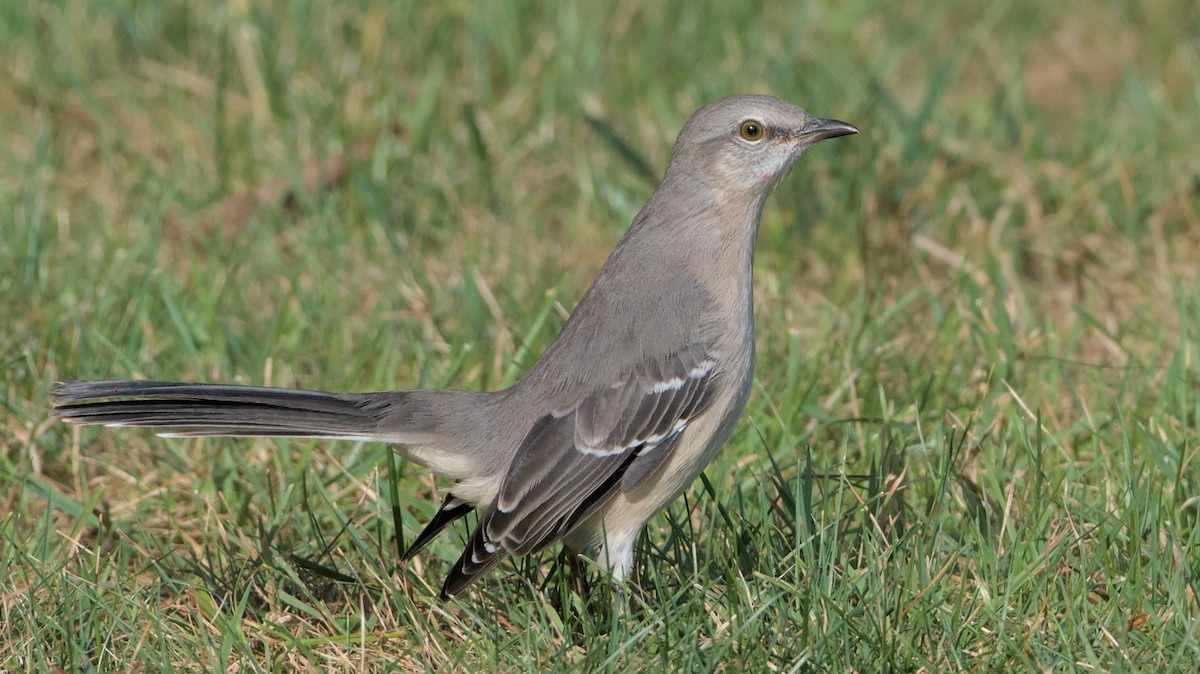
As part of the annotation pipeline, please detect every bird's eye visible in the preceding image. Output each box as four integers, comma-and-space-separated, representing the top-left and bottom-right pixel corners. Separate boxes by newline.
738, 120, 765, 142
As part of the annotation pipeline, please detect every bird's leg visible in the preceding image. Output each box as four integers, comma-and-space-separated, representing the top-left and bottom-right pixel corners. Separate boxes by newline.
596, 532, 639, 615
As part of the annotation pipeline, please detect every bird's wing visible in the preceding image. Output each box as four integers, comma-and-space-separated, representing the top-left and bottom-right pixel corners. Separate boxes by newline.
440, 342, 720, 597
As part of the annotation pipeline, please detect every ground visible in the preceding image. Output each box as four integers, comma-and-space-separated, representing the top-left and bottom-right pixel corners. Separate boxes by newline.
2, 1, 1198, 671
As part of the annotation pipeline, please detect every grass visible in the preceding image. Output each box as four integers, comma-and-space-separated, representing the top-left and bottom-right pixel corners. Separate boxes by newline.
3, 0, 1199, 671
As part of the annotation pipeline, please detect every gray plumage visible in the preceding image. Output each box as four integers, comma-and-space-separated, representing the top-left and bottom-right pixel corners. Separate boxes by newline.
51, 95, 858, 599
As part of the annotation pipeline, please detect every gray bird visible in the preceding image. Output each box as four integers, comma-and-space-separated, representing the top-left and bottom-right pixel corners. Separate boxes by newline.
51, 95, 858, 599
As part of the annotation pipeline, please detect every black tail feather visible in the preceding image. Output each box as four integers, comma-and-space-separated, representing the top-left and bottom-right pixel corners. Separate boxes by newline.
401, 494, 474, 561
51, 380, 383, 439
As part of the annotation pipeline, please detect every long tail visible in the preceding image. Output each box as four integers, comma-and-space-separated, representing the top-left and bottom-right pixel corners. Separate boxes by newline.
51, 380, 404, 441
52, 379, 497, 576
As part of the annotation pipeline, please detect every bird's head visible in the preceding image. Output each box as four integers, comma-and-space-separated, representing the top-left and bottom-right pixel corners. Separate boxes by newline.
667, 94, 858, 200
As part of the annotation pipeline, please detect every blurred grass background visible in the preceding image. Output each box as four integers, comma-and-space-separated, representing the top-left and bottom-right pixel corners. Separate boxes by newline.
2, 0, 1199, 671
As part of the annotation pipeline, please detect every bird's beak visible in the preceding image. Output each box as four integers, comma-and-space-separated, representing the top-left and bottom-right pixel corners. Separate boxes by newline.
800, 118, 860, 143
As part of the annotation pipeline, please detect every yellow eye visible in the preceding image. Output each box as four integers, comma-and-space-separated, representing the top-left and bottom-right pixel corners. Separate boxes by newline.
738, 119, 765, 142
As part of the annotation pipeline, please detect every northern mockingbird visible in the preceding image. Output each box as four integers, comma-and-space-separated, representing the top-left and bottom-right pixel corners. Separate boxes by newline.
52, 95, 858, 599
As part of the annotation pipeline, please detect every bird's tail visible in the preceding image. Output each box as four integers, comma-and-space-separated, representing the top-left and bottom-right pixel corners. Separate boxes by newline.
51, 380, 414, 442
